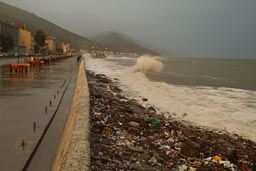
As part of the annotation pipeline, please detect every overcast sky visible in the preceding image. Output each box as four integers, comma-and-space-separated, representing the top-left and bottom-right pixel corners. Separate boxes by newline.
1, 0, 256, 58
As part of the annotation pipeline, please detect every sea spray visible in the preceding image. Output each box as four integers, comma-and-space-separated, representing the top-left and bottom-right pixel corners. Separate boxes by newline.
84, 54, 256, 142
132, 55, 164, 73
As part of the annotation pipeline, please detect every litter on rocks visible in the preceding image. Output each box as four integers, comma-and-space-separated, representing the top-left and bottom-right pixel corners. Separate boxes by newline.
87, 71, 256, 171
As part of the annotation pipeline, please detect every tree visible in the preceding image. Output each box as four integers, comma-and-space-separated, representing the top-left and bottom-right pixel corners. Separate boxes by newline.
34, 30, 46, 51
34, 44, 40, 54
0, 33, 14, 52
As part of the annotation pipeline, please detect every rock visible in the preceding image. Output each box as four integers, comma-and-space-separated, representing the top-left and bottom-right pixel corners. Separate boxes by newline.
147, 106, 156, 113
219, 161, 232, 169
123, 107, 134, 114
128, 145, 144, 152
188, 167, 197, 171
180, 139, 201, 158
120, 98, 128, 103
227, 149, 238, 164
128, 121, 140, 127
178, 164, 188, 171
94, 87, 112, 98
87, 70, 256, 171
253, 158, 256, 171
110, 85, 121, 93
149, 156, 157, 163
124, 100, 145, 114
116, 94, 127, 99
147, 135, 155, 140
142, 98, 148, 102
239, 162, 250, 171
130, 163, 144, 171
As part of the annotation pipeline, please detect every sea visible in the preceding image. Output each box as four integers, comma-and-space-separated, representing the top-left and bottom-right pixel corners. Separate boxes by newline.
84, 53, 256, 142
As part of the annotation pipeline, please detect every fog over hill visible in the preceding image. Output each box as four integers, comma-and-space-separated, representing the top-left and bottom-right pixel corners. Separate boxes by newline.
91, 31, 159, 55
0, 2, 158, 55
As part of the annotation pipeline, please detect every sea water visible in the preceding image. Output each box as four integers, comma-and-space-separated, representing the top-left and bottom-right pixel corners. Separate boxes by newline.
84, 54, 256, 142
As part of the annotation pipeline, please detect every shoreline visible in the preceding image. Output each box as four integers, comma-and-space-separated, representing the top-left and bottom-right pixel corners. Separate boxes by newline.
52, 60, 90, 171
87, 70, 256, 170
85, 54, 256, 143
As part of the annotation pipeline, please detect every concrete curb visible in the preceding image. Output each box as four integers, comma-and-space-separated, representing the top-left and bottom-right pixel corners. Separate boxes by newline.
52, 59, 90, 171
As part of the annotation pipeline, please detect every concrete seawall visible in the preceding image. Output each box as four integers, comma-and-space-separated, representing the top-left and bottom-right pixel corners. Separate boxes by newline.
52, 59, 90, 171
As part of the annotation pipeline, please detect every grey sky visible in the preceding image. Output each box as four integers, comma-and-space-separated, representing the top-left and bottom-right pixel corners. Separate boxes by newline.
1, 0, 256, 58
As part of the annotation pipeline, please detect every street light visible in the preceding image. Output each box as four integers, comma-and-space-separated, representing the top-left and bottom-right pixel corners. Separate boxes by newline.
17, 46, 20, 64
30, 48, 32, 57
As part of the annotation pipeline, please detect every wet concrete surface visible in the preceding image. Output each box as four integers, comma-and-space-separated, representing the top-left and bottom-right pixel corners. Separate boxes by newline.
0, 57, 77, 171
52, 60, 90, 171
26, 63, 78, 171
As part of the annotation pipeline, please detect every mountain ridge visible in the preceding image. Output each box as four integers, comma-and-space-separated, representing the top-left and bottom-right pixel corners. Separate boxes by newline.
0, 1, 98, 49
0, 2, 159, 55
91, 31, 159, 55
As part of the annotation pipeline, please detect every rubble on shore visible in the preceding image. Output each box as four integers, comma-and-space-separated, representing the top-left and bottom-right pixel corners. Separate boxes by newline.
87, 70, 256, 171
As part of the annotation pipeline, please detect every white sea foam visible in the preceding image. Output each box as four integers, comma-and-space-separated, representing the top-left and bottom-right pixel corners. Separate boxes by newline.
132, 55, 164, 73
106, 55, 135, 60
83, 53, 256, 142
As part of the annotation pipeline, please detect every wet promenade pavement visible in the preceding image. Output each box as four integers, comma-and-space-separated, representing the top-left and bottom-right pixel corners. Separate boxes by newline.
0, 57, 78, 171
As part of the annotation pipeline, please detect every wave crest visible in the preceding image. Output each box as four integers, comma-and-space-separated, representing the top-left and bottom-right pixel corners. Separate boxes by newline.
132, 55, 164, 73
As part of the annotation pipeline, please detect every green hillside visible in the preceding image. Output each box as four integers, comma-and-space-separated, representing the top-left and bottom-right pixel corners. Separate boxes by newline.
0, 2, 158, 55
0, 1, 98, 50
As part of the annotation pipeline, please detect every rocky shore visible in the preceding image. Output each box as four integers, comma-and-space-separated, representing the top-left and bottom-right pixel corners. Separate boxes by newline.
87, 70, 256, 171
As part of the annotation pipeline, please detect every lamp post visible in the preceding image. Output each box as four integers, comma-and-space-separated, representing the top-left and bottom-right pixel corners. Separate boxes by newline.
17, 46, 20, 64
30, 48, 32, 57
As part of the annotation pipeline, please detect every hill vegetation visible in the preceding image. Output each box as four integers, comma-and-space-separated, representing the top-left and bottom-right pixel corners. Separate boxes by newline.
0, 2, 158, 55
91, 31, 159, 55
0, 1, 98, 50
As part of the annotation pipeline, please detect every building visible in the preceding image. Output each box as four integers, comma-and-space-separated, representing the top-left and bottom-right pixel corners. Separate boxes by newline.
30, 33, 35, 54
61, 43, 71, 53
0, 21, 19, 52
45, 36, 56, 54
19, 28, 32, 54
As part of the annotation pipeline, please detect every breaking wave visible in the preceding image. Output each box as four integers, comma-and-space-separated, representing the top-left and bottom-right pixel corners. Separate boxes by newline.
83, 53, 256, 142
106, 55, 135, 60
132, 55, 164, 73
